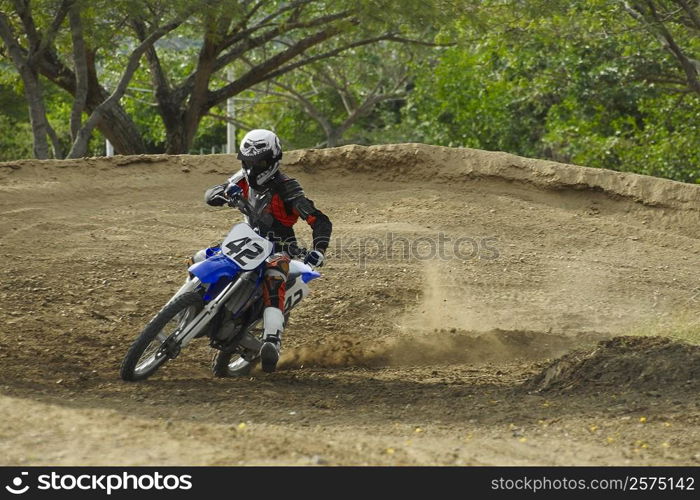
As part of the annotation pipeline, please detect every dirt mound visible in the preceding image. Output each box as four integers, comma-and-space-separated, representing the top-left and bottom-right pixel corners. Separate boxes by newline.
4, 142, 699, 214
285, 143, 700, 213
523, 336, 700, 393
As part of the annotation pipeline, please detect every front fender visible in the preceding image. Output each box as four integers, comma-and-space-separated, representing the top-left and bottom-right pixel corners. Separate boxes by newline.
188, 254, 241, 284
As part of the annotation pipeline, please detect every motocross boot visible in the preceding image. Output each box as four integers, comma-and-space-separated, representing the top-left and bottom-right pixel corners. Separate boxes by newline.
260, 307, 284, 373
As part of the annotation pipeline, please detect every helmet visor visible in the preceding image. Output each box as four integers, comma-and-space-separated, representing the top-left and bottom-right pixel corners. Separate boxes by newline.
242, 157, 271, 171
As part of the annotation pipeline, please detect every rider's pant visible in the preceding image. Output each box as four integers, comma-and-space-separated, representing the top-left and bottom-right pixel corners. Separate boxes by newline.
263, 253, 290, 311
261, 253, 289, 343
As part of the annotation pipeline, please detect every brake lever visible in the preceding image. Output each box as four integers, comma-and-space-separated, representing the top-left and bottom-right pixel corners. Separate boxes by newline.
211, 194, 229, 205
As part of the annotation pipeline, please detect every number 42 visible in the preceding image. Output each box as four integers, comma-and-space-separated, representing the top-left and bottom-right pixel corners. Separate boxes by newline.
225, 237, 264, 266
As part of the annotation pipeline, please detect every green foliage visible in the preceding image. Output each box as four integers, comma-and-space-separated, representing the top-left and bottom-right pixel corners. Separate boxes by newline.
1, 0, 699, 185
0, 115, 33, 161
273, 104, 326, 150
236, 88, 326, 150
0, 81, 43, 160
190, 122, 226, 154
403, 44, 543, 153
389, 0, 700, 183
0, 80, 25, 120
613, 94, 700, 183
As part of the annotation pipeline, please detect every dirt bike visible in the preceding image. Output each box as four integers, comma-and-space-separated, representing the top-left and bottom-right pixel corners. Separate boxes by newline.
119, 191, 320, 381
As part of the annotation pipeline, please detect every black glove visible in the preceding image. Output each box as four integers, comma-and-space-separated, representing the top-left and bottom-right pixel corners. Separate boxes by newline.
204, 185, 228, 206
304, 250, 325, 268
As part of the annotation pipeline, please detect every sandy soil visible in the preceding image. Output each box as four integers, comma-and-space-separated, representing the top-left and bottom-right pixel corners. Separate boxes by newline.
0, 143, 698, 466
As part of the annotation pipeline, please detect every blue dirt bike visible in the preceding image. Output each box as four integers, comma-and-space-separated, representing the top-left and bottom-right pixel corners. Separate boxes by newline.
119, 193, 320, 381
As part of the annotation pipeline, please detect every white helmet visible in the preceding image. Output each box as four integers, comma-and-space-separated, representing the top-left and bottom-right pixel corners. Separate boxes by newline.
237, 129, 282, 189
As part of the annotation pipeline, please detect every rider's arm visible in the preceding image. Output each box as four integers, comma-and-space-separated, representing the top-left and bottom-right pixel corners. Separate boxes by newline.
204, 169, 248, 206
277, 176, 332, 253
294, 197, 332, 254
204, 184, 228, 206
226, 169, 245, 188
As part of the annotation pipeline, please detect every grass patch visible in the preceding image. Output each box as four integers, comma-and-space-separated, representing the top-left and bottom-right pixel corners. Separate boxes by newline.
625, 310, 700, 345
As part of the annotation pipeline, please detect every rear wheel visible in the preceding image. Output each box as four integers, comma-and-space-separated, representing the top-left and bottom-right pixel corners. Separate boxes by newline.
211, 322, 264, 377
120, 292, 204, 381
211, 351, 258, 377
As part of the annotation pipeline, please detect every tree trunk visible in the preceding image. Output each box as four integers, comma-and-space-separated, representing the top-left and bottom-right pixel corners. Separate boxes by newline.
165, 132, 187, 155
23, 71, 52, 159
96, 100, 146, 155
160, 97, 204, 154
0, 13, 52, 159
163, 115, 194, 154
326, 129, 342, 148
46, 120, 63, 158
69, 4, 88, 143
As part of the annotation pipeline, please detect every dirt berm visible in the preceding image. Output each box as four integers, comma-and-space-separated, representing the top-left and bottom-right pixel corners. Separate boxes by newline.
0, 143, 698, 465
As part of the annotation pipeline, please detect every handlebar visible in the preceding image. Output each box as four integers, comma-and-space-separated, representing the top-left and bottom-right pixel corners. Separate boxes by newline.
286, 243, 309, 260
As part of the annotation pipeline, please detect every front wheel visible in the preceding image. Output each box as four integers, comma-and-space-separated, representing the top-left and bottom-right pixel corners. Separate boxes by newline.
120, 292, 204, 381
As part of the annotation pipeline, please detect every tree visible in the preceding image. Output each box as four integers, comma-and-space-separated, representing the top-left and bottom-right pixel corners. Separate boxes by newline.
131, 0, 447, 153
620, 0, 700, 95
397, 0, 700, 182
63, 1, 191, 157
252, 43, 414, 147
0, 0, 177, 155
1, 0, 452, 156
0, 0, 68, 158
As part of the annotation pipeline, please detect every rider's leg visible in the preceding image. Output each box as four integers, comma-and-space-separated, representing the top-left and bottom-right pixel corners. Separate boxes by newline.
260, 253, 290, 373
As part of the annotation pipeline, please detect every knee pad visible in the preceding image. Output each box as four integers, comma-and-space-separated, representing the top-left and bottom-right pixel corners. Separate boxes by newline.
265, 268, 286, 281
263, 274, 287, 310
266, 254, 290, 274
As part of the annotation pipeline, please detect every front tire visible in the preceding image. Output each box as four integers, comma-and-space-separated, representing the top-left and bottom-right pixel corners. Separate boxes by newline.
120, 292, 204, 382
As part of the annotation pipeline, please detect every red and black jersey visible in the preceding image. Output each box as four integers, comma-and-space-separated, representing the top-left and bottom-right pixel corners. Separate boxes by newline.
205, 172, 332, 254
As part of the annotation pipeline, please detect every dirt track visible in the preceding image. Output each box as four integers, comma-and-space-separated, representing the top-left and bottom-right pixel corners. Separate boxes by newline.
0, 143, 699, 466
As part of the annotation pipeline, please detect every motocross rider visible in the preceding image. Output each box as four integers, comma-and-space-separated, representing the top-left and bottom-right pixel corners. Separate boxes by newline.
201, 129, 332, 373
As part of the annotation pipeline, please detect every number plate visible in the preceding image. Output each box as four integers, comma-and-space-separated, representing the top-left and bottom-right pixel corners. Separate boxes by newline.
221, 223, 274, 270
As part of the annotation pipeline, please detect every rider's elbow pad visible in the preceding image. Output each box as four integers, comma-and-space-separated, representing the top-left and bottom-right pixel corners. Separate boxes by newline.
313, 212, 332, 234
204, 185, 226, 206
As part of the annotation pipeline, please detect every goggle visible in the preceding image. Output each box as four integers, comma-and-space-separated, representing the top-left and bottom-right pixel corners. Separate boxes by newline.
242, 158, 271, 170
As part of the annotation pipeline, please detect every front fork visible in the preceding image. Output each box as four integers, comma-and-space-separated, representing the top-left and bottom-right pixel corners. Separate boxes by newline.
172, 274, 256, 348
161, 276, 202, 311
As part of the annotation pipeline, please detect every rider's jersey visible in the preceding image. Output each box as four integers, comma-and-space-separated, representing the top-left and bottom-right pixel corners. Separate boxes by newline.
204, 170, 332, 254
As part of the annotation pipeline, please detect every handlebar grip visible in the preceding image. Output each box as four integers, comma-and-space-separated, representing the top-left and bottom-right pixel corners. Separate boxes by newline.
287, 244, 308, 258
225, 193, 243, 208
